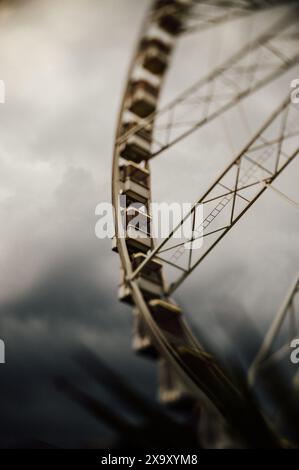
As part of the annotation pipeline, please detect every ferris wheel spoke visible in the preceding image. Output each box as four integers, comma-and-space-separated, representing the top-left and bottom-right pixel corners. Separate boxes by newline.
112, 0, 299, 413
181, 0, 298, 35
118, 11, 299, 161
248, 273, 299, 385
130, 97, 299, 296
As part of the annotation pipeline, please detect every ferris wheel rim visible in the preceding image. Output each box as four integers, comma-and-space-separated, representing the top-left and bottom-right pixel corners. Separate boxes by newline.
111, 0, 299, 418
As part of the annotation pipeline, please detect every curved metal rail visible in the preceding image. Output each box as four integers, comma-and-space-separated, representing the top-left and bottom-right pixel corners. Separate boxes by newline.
111, 0, 299, 427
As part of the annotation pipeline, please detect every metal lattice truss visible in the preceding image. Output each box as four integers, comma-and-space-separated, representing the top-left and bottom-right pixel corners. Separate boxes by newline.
130, 96, 299, 294
112, 0, 299, 413
118, 10, 299, 158
248, 273, 299, 385
180, 0, 298, 35
151, 0, 298, 34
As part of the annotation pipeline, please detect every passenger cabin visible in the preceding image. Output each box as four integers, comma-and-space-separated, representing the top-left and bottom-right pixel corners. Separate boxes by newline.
127, 80, 159, 118
132, 308, 158, 358
149, 299, 183, 338
111, 209, 152, 254
120, 162, 150, 204
118, 253, 164, 306
155, 0, 191, 36
139, 37, 171, 76
112, 161, 151, 253
120, 121, 152, 163
158, 358, 194, 408
118, 283, 134, 306
158, 12, 183, 36
132, 253, 164, 298
125, 207, 152, 253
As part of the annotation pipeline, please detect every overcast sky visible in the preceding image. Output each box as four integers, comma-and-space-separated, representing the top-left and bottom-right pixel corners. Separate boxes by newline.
0, 0, 298, 447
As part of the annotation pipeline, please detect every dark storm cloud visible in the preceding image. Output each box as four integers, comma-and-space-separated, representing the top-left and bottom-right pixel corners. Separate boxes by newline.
0, 254, 157, 448
0, 0, 157, 448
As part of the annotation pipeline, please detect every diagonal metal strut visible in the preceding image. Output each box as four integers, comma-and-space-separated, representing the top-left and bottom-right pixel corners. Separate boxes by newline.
129, 96, 299, 297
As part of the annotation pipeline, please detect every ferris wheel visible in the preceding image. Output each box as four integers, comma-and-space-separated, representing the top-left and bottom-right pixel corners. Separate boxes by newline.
111, 0, 299, 436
